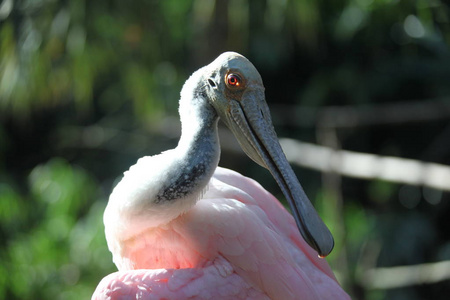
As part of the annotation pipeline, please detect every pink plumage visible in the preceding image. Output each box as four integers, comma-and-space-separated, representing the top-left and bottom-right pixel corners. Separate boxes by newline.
93, 52, 350, 299
92, 167, 349, 300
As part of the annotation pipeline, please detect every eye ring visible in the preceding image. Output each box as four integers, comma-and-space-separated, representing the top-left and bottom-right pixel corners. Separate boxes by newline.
226, 73, 242, 88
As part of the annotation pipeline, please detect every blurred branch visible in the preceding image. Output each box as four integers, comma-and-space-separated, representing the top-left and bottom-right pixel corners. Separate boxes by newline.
271, 98, 450, 128
280, 138, 450, 192
360, 260, 450, 289
60, 121, 450, 192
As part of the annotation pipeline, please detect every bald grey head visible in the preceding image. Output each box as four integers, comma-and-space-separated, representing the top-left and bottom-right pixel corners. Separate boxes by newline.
197, 52, 335, 257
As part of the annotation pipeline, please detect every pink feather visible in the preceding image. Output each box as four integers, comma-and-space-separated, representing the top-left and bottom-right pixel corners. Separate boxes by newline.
92, 167, 350, 300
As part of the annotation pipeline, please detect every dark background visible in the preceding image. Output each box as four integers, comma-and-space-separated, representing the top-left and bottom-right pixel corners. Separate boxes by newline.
1, 0, 450, 299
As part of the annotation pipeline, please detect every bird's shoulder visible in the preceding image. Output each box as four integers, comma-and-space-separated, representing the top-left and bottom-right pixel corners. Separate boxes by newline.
179, 166, 342, 300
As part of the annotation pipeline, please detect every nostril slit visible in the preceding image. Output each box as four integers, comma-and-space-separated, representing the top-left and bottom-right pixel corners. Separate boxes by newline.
208, 79, 216, 88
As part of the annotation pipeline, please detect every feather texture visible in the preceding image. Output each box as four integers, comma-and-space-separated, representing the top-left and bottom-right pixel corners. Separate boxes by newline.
93, 167, 349, 300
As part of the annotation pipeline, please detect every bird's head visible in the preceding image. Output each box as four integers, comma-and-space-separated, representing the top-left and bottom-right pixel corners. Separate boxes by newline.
201, 52, 335, 257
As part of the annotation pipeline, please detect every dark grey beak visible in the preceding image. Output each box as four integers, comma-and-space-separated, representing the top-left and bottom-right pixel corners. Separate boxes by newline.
221, 88, 334, 257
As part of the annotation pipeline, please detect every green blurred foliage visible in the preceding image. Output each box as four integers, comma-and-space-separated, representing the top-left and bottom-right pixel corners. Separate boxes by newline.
1, 0, 450, 299
1, 158, 114, 299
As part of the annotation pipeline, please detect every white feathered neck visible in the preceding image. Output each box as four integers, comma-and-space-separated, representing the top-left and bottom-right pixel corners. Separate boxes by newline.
104, 67, 221, 243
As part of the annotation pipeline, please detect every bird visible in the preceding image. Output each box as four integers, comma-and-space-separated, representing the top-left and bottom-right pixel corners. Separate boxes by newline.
92, 52, 350, 300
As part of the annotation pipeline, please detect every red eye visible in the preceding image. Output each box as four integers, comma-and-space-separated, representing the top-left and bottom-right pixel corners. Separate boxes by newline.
226, 74, 241, 87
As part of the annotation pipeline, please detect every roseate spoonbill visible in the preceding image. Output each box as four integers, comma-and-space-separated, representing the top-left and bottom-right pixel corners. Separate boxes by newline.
92, 52, 350, 299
